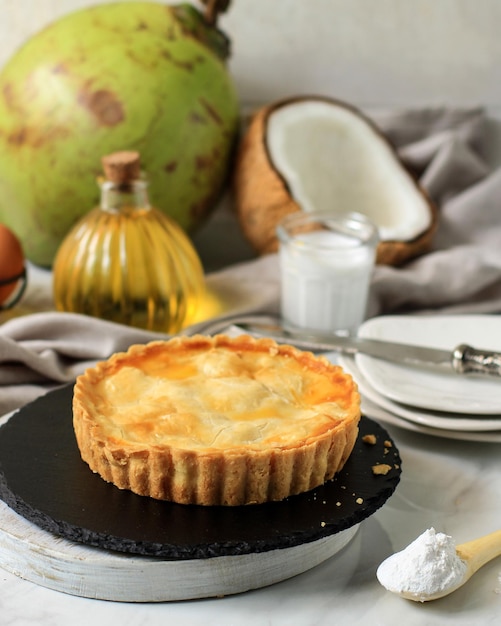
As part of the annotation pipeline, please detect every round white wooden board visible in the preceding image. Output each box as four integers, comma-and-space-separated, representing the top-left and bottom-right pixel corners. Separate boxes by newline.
0, 498, 359, 602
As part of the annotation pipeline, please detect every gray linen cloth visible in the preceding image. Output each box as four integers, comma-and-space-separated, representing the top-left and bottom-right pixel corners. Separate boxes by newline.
1, 107, 500, 415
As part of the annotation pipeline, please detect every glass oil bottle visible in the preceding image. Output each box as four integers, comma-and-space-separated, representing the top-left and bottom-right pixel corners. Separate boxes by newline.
53, 151, 205, 333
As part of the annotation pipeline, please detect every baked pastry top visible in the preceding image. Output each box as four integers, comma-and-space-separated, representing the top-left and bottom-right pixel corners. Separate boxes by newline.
73, 334, 361, 506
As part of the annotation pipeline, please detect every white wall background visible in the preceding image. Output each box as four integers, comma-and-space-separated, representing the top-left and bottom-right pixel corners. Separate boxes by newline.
0, 0, 499, 111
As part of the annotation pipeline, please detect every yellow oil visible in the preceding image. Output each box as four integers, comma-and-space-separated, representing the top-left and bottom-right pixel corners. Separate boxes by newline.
53, 174, 205, 333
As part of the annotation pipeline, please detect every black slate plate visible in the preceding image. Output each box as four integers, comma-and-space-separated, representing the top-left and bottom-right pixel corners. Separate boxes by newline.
0, 384, 401, 559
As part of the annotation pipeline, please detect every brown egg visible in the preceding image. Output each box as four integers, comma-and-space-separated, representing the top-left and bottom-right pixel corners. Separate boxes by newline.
0, 223, 25, 307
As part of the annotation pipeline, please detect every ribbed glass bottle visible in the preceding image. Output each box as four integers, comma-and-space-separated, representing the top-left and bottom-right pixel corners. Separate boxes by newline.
53, 151, 205, 333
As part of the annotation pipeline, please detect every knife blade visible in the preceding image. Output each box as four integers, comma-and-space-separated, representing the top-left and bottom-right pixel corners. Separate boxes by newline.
237, 319, 501, 377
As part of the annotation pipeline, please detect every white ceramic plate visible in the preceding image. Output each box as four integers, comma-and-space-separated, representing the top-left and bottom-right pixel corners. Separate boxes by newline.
358, 396, 501, 444
355, 315, 501, 414
340, 356, 501, 440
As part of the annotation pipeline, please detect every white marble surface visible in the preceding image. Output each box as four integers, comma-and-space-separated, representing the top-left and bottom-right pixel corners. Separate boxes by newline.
1, 258, 501, 624
1, 2, 500, 621
1, 427, 500, 625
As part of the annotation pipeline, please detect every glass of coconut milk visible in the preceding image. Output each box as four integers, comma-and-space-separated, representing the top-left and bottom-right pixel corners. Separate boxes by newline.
277, 211, 379, 335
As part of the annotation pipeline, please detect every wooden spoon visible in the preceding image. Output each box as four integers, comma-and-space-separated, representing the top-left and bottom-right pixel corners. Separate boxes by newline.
377, 528, 501, 602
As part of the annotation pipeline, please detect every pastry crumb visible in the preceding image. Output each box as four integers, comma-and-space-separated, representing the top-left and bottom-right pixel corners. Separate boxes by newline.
384, 440, 392, 448
336, 501, 341, 507
372, 463, 392, 475
320, 521, 326, 527
362, 434, 377, 445
355, 497, 363, 505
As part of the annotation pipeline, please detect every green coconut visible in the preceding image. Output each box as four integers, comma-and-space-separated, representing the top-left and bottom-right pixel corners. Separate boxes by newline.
0, 1, 239, 266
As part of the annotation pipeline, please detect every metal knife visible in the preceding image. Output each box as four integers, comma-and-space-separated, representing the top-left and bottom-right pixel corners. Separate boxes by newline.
232, 317, 501, 378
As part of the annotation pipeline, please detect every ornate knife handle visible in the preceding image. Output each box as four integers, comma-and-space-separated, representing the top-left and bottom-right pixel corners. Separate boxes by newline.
452, 344, 501, 377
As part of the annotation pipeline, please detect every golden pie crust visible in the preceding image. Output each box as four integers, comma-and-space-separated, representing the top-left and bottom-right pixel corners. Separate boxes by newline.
73, 334, 361, 506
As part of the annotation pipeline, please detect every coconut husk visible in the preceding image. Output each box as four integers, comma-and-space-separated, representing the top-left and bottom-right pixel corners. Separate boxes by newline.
233, 96, 438, 267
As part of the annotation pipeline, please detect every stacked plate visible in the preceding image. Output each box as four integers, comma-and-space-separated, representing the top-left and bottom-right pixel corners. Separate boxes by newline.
336, 315, 501, 443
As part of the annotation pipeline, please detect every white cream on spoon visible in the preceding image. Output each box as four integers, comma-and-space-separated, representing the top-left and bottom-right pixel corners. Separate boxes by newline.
377, 527, 501, 602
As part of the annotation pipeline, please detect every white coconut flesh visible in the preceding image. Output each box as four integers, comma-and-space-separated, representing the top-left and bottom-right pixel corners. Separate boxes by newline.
266, 100, 431, 242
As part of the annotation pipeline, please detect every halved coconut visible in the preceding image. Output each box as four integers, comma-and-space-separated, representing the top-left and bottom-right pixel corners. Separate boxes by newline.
234, 96, 438, 266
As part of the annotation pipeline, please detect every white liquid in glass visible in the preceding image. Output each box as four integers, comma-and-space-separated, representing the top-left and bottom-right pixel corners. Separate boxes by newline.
280, 230, 374, 334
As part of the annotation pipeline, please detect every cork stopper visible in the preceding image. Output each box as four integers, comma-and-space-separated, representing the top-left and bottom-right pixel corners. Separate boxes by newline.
101, 151, 141, 185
